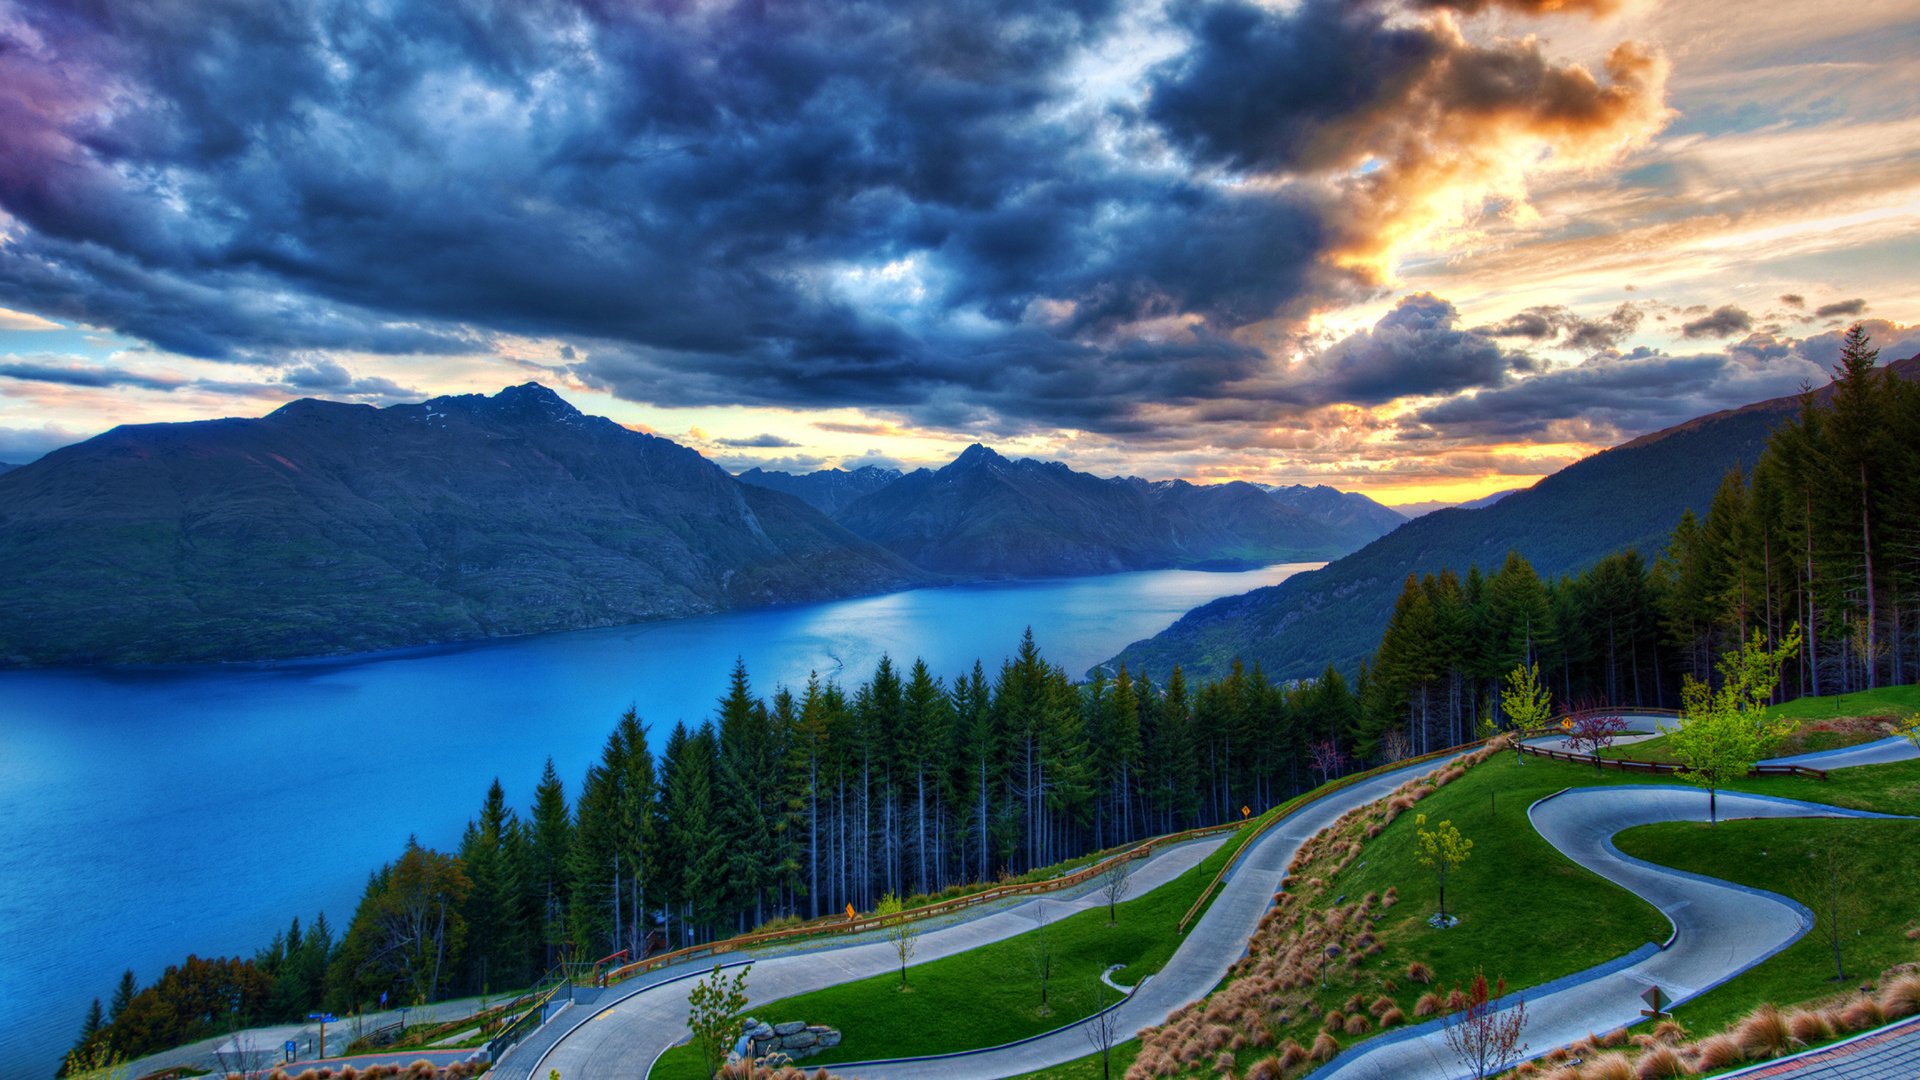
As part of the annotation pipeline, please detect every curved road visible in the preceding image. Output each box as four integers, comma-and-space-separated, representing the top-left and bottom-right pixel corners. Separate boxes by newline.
527, 754, 1453, 1080
1312, 787, 1905, 1080
533, 724, 1918, 1080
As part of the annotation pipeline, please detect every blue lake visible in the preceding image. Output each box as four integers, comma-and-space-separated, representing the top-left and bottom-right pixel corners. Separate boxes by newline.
0, 562, 1312, 1078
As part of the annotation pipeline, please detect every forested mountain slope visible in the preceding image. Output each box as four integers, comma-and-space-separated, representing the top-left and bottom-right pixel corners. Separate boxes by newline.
0, 384, 932, 666
1260, 483, 1406, 538
736, 464, 903, 515
832, 444, 1363, 576
1108, 357, 1920, 683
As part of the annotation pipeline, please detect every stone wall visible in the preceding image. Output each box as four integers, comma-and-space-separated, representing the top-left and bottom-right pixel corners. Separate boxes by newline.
739, 1017, 843, 1062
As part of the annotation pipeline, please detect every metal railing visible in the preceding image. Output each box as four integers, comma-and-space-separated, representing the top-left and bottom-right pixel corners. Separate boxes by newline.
485, 968, 571, 1063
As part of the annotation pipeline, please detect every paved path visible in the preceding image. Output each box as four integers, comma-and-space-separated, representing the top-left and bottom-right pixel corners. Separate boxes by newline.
1723, 1016, 1920, 1078
1309, 787, 1907, 1080
123, 995, 504, 1079
531, 756, 1452, 1080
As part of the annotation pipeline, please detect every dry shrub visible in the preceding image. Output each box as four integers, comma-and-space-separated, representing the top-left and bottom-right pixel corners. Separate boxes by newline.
340, 1070, 359, 1080
1380, 1006, 1406, 1028
1691, 1034, 1744, 1070
1414, 992, 1442, 1017
1652, 1021, 1688, 1045
1383, 887, 1399, 907
1906, 924, 1920, 940
1599, 1027, 1630, 1048
1380, 978, 1398, 994
1537, 1069, 1582, 1080
1278, 1040, 1309, 1068
1310, 1031, 1339, 1063
1366, 823, 1383, 839
1736, 1003, 1792, 1058
1407, 961, 1434, 984
1343, 1013, 1370, 1036
1211, 1050, 1235, 1074
1633, 1046, 1687, 1080
1880, 974, 1920, 1018
1786, 1009, 1833, 1045
1840, 997, 1885, 1030
1369, 995, 1394, 1018
1323, 1010, 1347, 1032
1245, 1056, 1284, 1080
1230, 1032, 1249, 1052
1203, 1023, 1235, 1052
1581, 1052, 1634, 1080
1345, 994, 1366, 1014
1446, 987, 1470, 1011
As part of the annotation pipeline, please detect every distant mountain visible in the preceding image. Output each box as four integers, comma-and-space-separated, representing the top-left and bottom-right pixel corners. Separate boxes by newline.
831, 444, 1359, 577
737, 465, 903, 515
1107, 357, 1920, 683
0, 461, 13, 475
0, 384, 932, 667
1259, 484, 1406, 540
1392, 488, 1519, 518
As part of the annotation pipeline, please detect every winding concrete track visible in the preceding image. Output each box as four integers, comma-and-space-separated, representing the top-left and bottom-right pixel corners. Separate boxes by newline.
1310, 787, 1906, 1080
520, 754, 1451, 1080
527, 723, 1919, 1080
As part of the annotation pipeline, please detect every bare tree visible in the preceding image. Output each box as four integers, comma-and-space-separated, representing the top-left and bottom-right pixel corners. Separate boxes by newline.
1027, 900, 1055, 1015
1082, 973, 1123, 1080
1100, 858, 1133, 925
1803, 840, 1871, 981
211, 1032, 275, 1080
1443, 970, 1528, 1080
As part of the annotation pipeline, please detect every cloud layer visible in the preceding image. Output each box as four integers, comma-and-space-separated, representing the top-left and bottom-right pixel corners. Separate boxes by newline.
0, 0, 1668, 441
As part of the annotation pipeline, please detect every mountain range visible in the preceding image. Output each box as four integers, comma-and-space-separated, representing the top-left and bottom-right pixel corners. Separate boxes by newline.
1104, 355, 1920, 683
0, 384, 930, 667
1259, 484, 1407, 536
1390, 488, 1517, 519
824, 444, 1363, 576
735, 465, 903, 515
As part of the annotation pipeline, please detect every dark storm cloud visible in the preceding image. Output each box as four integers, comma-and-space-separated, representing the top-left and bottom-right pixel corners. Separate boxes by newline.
0, 0, 1661, 436
1279, 293, 1539, 407
1680, 305, 1754, 339
714, 434, 802, 449
1400, 316, 1920, 444
0, 360, 181, 392
1815, 298, 1867, 319
1476, 303, 1641, 351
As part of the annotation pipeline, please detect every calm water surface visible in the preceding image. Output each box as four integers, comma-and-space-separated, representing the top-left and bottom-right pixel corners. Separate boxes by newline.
0, 563, 1312, 1077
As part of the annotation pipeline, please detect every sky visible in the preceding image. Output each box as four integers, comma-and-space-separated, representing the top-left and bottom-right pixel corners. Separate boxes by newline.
0, 0, 1914, 505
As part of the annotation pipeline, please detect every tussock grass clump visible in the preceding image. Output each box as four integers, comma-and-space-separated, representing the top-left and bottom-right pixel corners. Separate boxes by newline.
1379, 1006, 1405, 1027
1581, 1052, 1635, 1080
1343, 1012, 1370, 1035
1633, 1045, 1688, 1079
1245, 1055, 1284, 1080
1309, 1031, 1339, 1063
1406, 961, 1433, 984
1689, 1033, 1744, 1070
1785, 1008, 1832, 1045
1879, 973, 1920, 1018
1414, 992, 1442, 1017
1735, 1003, 1792, 1058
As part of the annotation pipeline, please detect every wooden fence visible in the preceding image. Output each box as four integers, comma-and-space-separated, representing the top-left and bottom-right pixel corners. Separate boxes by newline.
1518, 742, 1827, 780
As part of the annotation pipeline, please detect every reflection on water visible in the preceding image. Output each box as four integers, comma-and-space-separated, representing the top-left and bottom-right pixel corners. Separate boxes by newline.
0, 562, 1314, 1075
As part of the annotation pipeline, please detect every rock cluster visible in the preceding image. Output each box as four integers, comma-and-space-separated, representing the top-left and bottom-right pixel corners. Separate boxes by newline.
740, 1017, 843, 1061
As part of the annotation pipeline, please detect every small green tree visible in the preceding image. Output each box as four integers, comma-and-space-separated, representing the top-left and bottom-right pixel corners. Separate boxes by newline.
687, 962, 752, 1076
1658, 627, 1801, 824
878, 893, 919, 988
1500, 662, 1551, 762
1416, 814, 1472, 922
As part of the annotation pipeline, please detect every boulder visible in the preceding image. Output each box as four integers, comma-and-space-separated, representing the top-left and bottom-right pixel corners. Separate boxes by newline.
774, 1021, 808, 1036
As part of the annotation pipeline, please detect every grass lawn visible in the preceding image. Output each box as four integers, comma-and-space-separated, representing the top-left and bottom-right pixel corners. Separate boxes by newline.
649, 821, 1257, 1080
1606, 685, 1918, 765
1613, 815, 1920, 1035
1003, 1038, 1143, 1080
